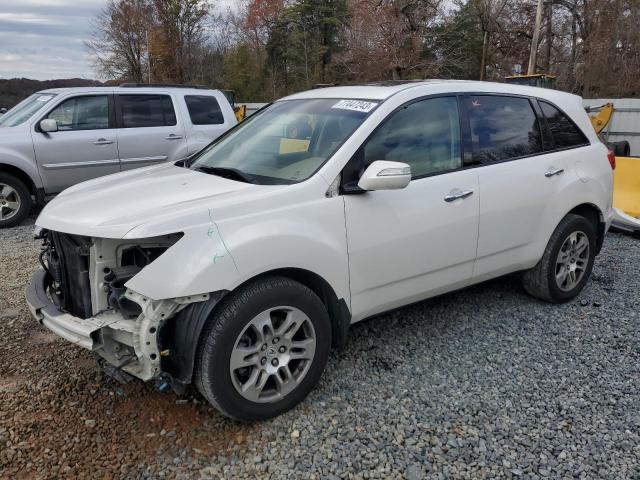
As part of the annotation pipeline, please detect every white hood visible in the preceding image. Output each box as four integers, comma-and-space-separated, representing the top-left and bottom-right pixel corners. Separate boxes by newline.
36, 163, 263, 238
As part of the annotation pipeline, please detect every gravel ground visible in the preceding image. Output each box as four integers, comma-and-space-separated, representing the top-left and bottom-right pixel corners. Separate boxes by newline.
1, 215, 639, 479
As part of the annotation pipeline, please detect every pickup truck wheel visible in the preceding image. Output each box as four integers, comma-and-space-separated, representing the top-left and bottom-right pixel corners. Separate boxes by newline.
0, 173, 32, 228
194, 277, 331, 421
522, 214, 596, 303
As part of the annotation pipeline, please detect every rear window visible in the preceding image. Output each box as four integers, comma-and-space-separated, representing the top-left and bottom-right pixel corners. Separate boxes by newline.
539, 101, 589, 149
185, 95, 224, 125
118, 94, 176, 128
466, 95, 543, 163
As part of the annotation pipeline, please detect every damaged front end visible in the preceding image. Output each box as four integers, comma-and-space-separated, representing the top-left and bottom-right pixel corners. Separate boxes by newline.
27, 230, 211, 389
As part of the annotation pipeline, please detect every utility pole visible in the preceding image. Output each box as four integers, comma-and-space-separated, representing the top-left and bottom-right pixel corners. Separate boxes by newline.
527, 0, 544, 75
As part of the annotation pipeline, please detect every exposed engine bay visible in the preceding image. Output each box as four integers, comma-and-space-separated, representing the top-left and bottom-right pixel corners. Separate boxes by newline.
37, 230, 209, 384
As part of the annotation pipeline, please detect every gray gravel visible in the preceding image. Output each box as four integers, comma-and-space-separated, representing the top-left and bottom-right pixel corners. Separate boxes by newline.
1, 216, 639, 479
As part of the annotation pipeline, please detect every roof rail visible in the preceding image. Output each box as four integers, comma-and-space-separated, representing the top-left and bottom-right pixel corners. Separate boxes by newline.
119, 83, 209, 89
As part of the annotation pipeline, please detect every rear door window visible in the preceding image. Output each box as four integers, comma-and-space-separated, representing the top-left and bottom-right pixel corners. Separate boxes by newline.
185, 95, 224, 125
465, 95, 543, 164
539, 101, 589, 149
118, 94, 176, 128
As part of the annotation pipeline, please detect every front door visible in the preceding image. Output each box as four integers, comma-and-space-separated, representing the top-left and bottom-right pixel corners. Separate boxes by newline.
115, 93, 188, 171
32, 94, 119, 193
343, 96, 480, 321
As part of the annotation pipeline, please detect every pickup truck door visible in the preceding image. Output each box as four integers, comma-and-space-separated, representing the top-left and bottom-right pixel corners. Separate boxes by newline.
115, 93, 188, 171
343, 96, 480, 321
32, 94, 120, 193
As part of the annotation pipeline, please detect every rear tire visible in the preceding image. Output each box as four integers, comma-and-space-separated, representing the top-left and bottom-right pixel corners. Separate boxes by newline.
0, 172, 32, 228
522, 214, 596, 303
194, 276, 331, 421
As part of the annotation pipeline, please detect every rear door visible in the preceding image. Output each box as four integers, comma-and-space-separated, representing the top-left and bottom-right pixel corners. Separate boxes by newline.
32, 94, 119, 193
115, 93, 188, 171
467, 94, 569, 280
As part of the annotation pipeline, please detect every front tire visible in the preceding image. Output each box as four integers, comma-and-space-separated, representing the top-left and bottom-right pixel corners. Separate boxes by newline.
194, 277, 332, 421
0, 172, 32, 228
522, 214, 596, 303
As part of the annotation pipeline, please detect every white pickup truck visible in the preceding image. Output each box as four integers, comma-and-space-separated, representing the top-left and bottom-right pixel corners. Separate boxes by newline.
0, 85, 237, 227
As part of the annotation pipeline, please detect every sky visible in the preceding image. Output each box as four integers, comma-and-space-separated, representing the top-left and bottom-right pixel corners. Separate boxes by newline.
0, 0, 237, 81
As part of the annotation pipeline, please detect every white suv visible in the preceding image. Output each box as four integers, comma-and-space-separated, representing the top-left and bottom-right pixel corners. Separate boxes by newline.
26, 81, 614, 421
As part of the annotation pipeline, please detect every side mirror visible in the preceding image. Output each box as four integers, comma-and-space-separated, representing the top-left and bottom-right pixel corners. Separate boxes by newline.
357, 160, 411, 191
0, 107, 6, 114
40, 119, 58, 133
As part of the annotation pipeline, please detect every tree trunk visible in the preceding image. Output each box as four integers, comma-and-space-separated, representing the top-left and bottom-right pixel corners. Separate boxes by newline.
544, 0, 552, 72
480, 30, 488, 80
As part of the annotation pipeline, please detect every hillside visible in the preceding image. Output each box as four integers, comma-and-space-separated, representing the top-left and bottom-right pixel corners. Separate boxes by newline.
0, 78, 104, 109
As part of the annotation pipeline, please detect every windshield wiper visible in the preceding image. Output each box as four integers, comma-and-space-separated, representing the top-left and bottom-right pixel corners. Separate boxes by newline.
193, 165, 255, 184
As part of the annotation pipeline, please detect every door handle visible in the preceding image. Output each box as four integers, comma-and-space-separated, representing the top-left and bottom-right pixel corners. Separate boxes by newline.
444, 189, 474, 202
93, 138, 114, 145
545, 167, 564, 177
165, 134, 183, 140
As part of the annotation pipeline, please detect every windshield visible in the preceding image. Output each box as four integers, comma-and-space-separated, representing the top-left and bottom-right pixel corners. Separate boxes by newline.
189, 98, 379, 184
0, 93, 57, 127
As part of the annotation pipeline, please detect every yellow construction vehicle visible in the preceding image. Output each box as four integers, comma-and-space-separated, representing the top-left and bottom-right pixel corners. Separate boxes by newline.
504, 73, 557, 89
586, 102, 640, 233
588, 102, 614, 134
221, 90, 248, 122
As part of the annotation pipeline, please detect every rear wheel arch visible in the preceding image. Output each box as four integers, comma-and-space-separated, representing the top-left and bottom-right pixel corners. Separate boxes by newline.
567, 203, 605, 254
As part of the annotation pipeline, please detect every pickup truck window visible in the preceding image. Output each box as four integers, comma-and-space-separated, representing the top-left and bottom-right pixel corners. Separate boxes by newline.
190, 98, 376, 185
47, 95, 109, 131
0, 93, 56, 127
185, 95, 224, 125
118, 94, 176, 128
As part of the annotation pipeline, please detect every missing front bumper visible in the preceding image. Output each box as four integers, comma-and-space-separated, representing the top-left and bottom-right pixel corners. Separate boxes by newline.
26, 268, 120, 349
25, 267, 209, 382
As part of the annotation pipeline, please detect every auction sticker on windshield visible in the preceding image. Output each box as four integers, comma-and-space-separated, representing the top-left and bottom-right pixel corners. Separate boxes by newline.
36, 95, 53, 102
332, 100, 378, 113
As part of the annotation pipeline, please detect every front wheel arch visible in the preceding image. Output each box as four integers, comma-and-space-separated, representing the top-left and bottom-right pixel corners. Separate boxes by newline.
158, 268, 350, 390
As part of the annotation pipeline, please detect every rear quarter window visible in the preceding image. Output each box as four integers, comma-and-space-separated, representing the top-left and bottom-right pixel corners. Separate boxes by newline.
185, 95, 224, 125
539, 101, 589, 149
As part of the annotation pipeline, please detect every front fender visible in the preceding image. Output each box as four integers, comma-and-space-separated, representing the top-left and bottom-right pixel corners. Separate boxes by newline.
0, 149, 43, 189
125, 196, 350, 306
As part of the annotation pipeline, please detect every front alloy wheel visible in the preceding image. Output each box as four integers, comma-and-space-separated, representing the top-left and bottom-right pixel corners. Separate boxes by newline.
0, 172, 32, 228
230, 307, 316, 403
194, 277, 331, 421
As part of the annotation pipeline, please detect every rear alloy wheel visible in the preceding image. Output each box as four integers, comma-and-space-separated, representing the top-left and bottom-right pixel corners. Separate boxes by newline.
194, 277, 331, 421
522, 214, 596, 303
0, 173, 32, 228
555, 231, 590, 292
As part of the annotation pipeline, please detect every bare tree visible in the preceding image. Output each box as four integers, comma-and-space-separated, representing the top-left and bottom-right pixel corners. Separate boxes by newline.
86, 0, 154, 82
152, 0, 211, 82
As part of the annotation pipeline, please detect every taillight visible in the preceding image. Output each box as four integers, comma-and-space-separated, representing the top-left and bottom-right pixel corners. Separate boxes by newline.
607, 150, 616, 170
